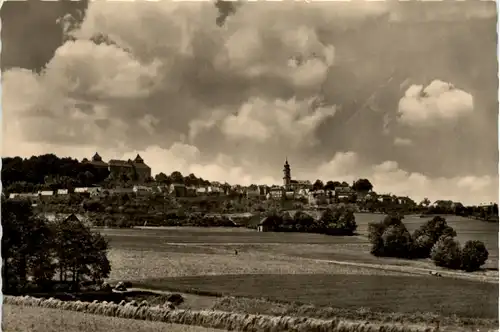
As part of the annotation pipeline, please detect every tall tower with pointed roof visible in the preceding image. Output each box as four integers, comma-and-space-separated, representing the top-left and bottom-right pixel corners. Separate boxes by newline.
283, 158, 291, 190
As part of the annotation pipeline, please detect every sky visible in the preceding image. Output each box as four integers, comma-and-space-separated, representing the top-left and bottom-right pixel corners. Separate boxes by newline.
1, 0, 498, 205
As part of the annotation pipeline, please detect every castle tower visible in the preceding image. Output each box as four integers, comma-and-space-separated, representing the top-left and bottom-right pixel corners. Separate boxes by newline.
283, 157, 291, 190
134, 154, 144, 164
92, 152, 103, 162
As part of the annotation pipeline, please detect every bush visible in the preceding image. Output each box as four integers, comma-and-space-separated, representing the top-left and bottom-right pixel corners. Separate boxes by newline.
368, 215, 412, 257
431, 236, 462, 270
381, 224, 413, 258
461, 240, 489, 272
412, 216, 457, 258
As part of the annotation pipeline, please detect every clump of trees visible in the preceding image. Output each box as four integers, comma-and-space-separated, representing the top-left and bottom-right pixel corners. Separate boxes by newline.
368, 215, 489, 272
2, 198, 111, 294
265, 207, 357, 236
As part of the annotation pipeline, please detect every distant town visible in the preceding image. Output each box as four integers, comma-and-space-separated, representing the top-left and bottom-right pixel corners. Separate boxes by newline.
2, 153, 498, 229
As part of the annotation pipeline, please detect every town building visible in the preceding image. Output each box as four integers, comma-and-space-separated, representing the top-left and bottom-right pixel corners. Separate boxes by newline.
257, 217, 275, 232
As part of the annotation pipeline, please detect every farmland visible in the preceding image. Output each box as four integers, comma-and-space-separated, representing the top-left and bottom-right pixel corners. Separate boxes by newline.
95, 213, 498, 327
2, 305, 225, 332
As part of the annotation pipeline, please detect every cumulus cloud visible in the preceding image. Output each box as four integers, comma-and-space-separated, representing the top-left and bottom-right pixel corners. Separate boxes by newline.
397, 80, 474, 126
198, 97, 337, 148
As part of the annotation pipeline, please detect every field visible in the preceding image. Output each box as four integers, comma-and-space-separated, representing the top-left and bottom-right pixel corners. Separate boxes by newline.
2, 305, 225, 332
94, 213, 498, 327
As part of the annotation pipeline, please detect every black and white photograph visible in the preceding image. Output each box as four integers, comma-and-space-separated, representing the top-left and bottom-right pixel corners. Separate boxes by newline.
1, 0, 498, 331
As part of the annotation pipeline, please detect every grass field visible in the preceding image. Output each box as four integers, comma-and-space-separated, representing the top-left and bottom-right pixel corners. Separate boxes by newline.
2, 305, 226, 332
91, 214, 498, 326
135, 274, 498, 318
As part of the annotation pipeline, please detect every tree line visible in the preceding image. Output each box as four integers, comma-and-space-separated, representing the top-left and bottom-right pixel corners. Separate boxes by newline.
261, 207, 358, 236
2, 198, 111, 294
311, 178, 374, 192
2, 154, 213, 193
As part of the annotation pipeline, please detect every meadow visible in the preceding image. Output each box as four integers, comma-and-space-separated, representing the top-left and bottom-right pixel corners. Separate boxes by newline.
95, 213, 498, 328
2, 305, 225, 332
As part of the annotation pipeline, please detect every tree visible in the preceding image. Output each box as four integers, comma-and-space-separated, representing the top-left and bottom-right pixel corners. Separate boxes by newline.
461, 240, 489, 272
412, 216, 457, 258
381, 224, 413, 258
430, 236, 462, 270
352, 179, 373, 192
293, 211, 314, 232
312, 179, 324, 191
155, 172, 169, 184
420, 198, 431, 207
368, 214, 406, 257
2, 197, 112, 293
2, 199, 55, 293
324, 181, 336, 191
170, 171, 184, 184
52, 217, 111, 289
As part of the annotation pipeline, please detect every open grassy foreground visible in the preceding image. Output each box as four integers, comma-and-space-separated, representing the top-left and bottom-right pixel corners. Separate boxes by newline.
93, 214, 498, 328
135, 274, 498, 318
2, 305, 226, 332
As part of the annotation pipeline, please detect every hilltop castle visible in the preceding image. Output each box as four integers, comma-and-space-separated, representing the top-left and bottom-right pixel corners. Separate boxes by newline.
82, 152, 152, 182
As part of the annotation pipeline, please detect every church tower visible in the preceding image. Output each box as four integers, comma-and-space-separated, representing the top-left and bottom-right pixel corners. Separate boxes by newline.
283, 157, 291, 190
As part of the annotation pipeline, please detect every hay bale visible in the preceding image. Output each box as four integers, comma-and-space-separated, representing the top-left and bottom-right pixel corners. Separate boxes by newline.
139, 300, 149, 307
3, 294, 434, 332
119, 300, 127, 306
125, 300, 138, 308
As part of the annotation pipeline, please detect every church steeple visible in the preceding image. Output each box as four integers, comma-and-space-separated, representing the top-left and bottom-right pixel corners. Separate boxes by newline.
283, 157, 291, 189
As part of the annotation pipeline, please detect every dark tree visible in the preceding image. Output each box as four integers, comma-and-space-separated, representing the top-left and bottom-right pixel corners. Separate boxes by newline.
2, 197, 111, 293
324, 181, 336, 191
2, 199, 55, 293
170, 171, 184, 184
312, 179, 324, 191
352, 178, 373, 192
368, 214, 411, 257
431, 236, 462, 270
461, 240, 489, 272
154, 172, 170, 185
51, 216, 111, 289
412, 216, 456, 258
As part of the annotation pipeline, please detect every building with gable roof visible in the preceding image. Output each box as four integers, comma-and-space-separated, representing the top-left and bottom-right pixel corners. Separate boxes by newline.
108, 154, 151, 182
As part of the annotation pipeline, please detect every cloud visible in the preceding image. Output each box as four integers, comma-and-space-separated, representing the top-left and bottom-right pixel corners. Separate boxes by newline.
394, 137, 413, 147
397, 80, 474, 126
2, 1, 497, 205
199, 97, 337, 148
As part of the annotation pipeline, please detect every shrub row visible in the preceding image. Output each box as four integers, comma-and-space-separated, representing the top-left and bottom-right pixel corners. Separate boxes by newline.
368, 215, 489, 271
5, 295, 435, 332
